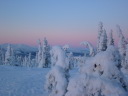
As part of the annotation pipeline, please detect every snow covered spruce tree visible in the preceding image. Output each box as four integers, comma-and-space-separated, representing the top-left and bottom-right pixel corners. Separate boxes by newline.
66, 45, 128, 96
42, 37, 51, 67
38, 38, 51, 68
108, 30, 114, 46
5, 44, 15, 66
37, 39, 42, 66
45, 46, 69, 96
0, 47, 4, 65
124, 44, 128, 69
117, 25, 127, 68
98, 29, 107, 52
97, 22, 104, 53
97, 22, 108, 53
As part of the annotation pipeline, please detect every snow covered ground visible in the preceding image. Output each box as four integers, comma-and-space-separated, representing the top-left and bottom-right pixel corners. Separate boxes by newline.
0, 65, 78, 96
0, 65, 50, 96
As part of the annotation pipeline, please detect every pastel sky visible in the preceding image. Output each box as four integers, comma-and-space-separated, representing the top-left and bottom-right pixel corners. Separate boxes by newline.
0, 0, 128, 47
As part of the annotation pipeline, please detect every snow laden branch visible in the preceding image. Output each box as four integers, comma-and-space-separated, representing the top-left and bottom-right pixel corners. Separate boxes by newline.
80, 41, 95, 56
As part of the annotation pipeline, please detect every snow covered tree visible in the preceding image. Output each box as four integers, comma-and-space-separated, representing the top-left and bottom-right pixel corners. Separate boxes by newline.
15, 56, 23, 66
28, 53, 31, 67
117, 25, 127, 67
37, 39, 42, 65
38, 38, 51, 68
98, 29, 107, 52
45, 46, 69, 96
50, 46, 69, 69
0, 47, 4, 65
67, 52, 74, 69
66, 46, 128, 96
22, 56, 28, 67
97, 22, 104, 53
42, 37, 51, 67
63, 44, 70, 52
31, 58, 37, 67
80, 41, 95, 56
5, 44, 15, 65
5, 44, 11, 65
98, 22, 103, 42
108, 29, 114, 46
34, 52, 38, 67
35, 52, 38, 65
124, 44, 128, 69
38, 52, 45, 68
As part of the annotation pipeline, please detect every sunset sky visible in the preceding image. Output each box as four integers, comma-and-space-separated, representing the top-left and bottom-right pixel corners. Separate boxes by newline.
0, 0, 128, 47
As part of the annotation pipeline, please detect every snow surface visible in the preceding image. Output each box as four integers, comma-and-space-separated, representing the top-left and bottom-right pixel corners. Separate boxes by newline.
0, 65, 49, 96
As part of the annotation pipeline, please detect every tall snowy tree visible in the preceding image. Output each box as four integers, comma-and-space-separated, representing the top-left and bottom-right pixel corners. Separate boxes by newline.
42, 37, 51, 67
108, 30, 114, 46
98, 29, 107, 52
97, 22, 104, 53
45, 46, 69, 96
38, 38, 51, 68
124, 44, 128, 69
117, 25, 127, 67
37, 39, 42, 64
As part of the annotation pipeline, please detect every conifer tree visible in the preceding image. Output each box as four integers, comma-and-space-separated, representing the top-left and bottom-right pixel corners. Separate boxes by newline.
117, 25, 127, 67
108, 30, 114, 46
98, 29, 107, 52
97, 22, 104, 53
5, 44, 15, 65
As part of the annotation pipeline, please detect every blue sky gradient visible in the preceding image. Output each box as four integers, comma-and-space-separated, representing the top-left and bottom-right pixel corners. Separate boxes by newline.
0, 0, 128, 47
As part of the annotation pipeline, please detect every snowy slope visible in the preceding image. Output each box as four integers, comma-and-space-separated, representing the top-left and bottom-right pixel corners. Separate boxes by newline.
0, 66, 49, 96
